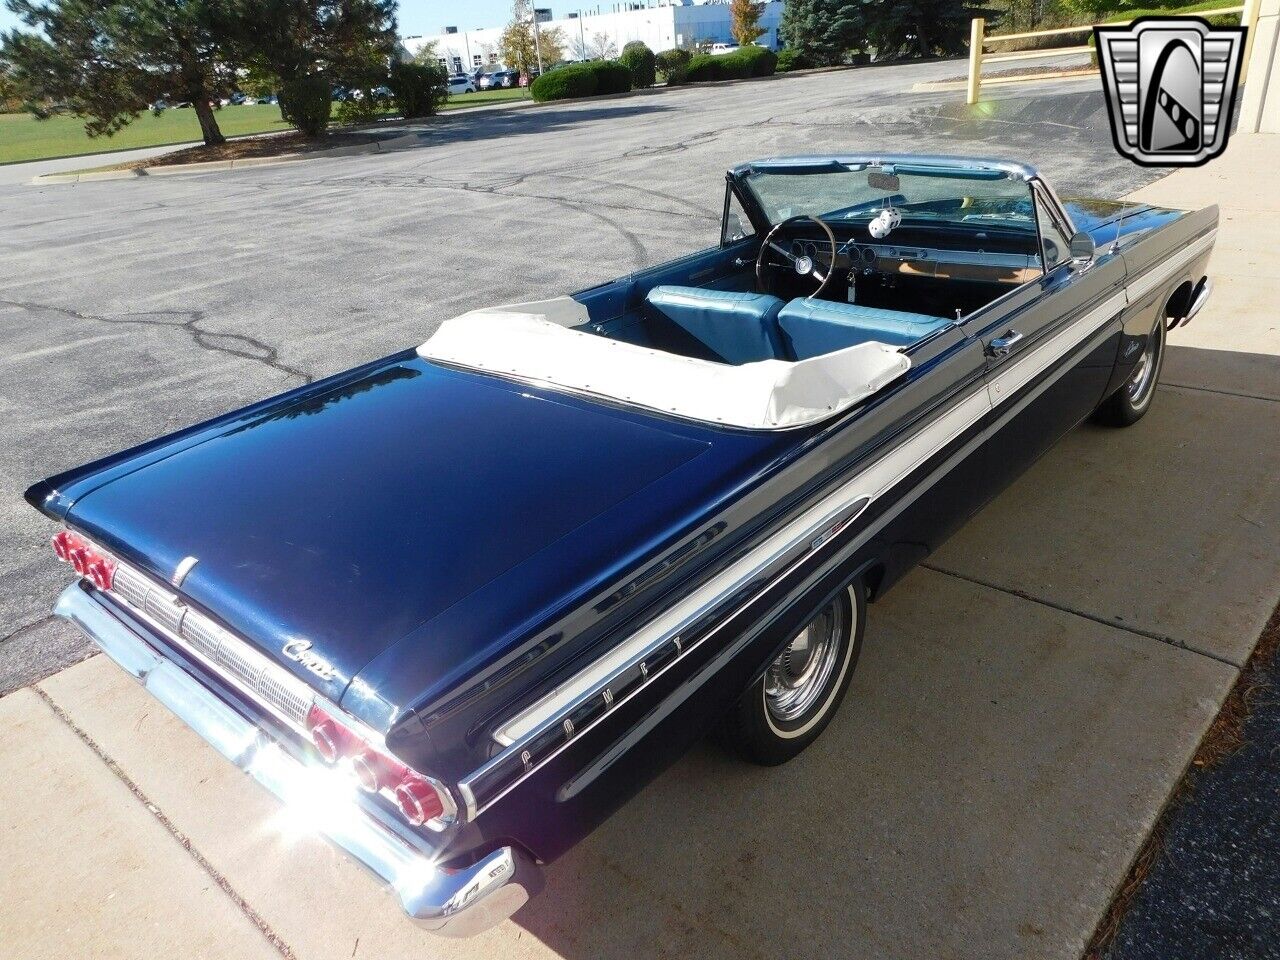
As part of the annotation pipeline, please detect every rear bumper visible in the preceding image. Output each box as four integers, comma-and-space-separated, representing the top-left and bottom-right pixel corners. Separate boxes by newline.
53, 582, 542, 938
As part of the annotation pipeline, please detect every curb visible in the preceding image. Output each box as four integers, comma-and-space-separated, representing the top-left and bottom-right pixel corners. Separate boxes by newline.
29, 131, 423, 185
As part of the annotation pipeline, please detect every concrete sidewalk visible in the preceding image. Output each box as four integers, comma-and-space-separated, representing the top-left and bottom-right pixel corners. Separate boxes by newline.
2, 133, 1277, 960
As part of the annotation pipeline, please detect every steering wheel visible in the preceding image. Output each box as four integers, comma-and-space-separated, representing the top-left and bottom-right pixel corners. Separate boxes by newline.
755, 215, 838, 299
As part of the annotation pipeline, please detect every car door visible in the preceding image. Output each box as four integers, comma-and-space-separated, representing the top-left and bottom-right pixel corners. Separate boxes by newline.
968, 183, 1128, 495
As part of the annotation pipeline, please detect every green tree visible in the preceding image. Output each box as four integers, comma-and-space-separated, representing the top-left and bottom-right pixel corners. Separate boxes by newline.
225, 0, 394, 90
730, 0, 767, 46
0, 61, 19, 111
0, 0, 238, 145
499, 1, 567, 73
779, 0, 867, 65
411, 38, 441, 66
865, 0, 979, 59
620, 41, 656, 88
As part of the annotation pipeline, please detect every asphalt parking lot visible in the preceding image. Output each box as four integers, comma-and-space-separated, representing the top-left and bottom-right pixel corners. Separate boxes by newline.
2, 59, 1278, 960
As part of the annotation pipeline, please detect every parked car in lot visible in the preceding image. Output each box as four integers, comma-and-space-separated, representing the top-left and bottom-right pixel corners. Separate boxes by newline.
479, 68, 520, 89
447, 75, 476, 95
29, 154, 1215, 937
708, 42, 741, 55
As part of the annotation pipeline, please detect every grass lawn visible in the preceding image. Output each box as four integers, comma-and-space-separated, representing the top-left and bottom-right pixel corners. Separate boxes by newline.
442, 87, 531, 111
1, 88, 530, 166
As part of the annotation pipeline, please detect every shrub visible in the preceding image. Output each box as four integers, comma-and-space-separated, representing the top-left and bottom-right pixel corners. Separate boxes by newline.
719, 53, 755, 79
620, 41, 657, 88
655, 48, 692, 85
587, 59, 634, 95
530, 63, 598, 102
388, 61, 447, 118
736, 45, 779, 77
279, 73, 331, 136
685, 53, 723, 82
776, 48, 813, 72
334, 89, 380, 126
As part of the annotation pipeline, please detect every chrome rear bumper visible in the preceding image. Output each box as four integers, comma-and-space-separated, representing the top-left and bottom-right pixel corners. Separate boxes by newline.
54, 583, 541, 938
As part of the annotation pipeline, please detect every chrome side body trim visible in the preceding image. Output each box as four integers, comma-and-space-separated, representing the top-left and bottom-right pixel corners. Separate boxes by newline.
470, 277, 1146, 815
54, 583, 538, 937
1126, 229, 1217, 303
467, 383, 993, 817
989, 292, 1128, 401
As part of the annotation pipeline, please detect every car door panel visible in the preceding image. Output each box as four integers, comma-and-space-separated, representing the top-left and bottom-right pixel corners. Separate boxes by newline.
969, 211, 1127, 494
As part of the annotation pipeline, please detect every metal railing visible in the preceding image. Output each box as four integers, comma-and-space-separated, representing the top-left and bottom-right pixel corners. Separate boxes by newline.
966, 0, 1260, 104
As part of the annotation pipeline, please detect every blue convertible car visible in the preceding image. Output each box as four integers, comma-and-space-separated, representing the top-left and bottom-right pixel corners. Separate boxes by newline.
27, 155, 1215, 935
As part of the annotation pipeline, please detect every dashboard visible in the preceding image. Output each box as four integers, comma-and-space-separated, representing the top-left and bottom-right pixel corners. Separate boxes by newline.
783, 220, 1043, 288
790, 237, 1041, 286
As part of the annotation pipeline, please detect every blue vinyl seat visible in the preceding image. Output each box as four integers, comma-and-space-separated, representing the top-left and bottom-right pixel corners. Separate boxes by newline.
645, 286, 788, 364
777, 299, 951, 360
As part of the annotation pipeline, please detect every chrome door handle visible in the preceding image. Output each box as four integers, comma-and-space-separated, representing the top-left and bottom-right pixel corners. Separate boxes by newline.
988, 329, 1024, 357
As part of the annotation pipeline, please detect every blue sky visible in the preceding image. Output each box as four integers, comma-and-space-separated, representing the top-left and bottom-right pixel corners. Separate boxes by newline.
0, 1, 525, 37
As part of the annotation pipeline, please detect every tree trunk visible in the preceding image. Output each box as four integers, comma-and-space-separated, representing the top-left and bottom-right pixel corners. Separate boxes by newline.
193, 97, 226, 146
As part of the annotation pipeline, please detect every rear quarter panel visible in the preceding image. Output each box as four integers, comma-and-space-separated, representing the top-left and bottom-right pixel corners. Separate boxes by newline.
1110, 204, 1218, 395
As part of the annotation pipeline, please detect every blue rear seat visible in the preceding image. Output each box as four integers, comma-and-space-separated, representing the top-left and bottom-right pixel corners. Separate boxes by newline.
777, 299, 951, 360
645, 286, 787, 364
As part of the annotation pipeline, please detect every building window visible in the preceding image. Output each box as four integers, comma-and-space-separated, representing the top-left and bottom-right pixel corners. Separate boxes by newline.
473, 54, 483, 67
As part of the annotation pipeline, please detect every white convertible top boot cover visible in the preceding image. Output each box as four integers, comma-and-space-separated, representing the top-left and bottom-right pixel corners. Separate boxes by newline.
418, 297, 912, 430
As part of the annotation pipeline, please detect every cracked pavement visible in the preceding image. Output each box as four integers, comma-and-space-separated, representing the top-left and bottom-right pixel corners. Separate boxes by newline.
0, 60, 1160, 691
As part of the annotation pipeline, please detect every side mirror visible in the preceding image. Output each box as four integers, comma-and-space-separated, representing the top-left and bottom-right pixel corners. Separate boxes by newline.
1069, 231, 1096, 265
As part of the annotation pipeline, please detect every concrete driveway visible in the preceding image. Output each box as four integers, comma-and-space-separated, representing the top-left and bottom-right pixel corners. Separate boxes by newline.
1, 59, 1277, 960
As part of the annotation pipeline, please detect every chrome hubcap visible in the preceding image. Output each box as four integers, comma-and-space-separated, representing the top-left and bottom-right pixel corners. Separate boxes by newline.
765, 600, 844, 722
1126, 321, 1164, 403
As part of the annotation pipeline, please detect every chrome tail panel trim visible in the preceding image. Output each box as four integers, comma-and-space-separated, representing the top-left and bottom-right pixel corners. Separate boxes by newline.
53, 584, 536, 937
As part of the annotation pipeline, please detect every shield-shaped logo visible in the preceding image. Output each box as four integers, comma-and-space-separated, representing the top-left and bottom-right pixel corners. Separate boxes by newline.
1095, 16, 1247, 167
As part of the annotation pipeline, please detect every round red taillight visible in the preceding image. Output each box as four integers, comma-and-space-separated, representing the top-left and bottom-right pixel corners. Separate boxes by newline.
394, 778, 444, 826
310, 718, 344, 763
68, 547, 92, 575
351, 752, 382, 793
52, 532, 76, 562
87, 558, 115, 592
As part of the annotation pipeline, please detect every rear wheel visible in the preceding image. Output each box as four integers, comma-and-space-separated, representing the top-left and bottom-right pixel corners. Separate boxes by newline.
1094, 315, 1166, 427
719, 581, 865, 766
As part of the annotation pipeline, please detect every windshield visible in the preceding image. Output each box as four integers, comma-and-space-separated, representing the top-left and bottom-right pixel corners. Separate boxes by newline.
742, 163, 1036, 232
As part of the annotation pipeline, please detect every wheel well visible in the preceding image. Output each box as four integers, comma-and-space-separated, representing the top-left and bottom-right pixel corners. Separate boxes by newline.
1165, 280, 1196, 323
862, 562, 886, 602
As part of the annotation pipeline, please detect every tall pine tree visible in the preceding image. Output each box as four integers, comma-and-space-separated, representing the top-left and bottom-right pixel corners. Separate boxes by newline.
1, 0, 238, 145
865, 0, 981, 59
779, 0, 867, 65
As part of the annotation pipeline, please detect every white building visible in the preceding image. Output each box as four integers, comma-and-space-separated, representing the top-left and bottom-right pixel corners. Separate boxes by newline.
403, 1, 786, 75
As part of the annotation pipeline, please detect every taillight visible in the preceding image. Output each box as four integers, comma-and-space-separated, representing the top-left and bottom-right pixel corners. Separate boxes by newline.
69, 546, 91, 575
87, 557, 116, 591
395, 777, 445, 826
306, 703, 448, 826
52, 531, 76, 561
309, 715, 346, 763
53, 533, 116, 591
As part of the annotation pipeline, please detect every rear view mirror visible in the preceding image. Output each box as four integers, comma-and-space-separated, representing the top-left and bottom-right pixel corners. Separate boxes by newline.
1069, 231, 1096, 265
867, 171, 901, 193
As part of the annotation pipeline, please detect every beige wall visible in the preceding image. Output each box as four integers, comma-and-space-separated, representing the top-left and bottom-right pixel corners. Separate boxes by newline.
1240, 0, 1280, 133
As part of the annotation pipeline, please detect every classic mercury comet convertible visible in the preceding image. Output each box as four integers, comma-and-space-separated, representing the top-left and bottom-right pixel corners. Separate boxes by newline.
26, 155, 1215, 936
